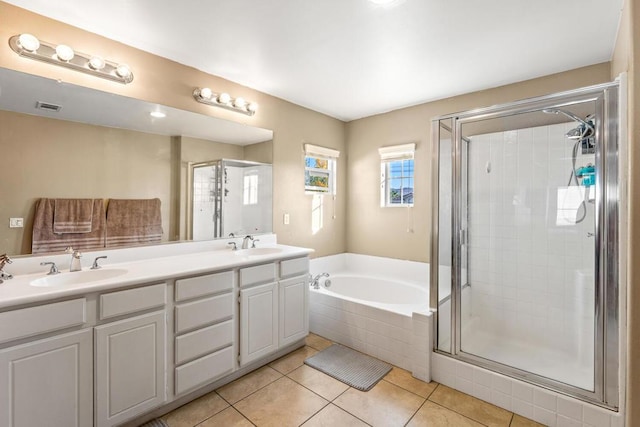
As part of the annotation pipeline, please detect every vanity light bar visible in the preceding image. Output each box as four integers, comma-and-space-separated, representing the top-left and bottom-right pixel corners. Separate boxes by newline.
9, 34, 134, 84
193, 87, 258, 116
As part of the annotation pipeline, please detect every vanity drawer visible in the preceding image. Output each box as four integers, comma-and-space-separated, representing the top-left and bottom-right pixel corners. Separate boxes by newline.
0, 298, 86, 344
175, 320, 233, 365
280, 257, 309, 279
175, 346, 234, 395
240, 263, 276, 288
175, 270, 234, 302
175, 293, 233, 334
99, 283, 166, 320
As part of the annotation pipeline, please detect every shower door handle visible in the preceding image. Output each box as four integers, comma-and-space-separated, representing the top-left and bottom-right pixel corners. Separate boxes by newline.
459, 229, 467, 245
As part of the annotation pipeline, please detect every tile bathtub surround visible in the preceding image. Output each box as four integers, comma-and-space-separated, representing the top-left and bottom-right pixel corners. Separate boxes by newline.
159, 334, 545, 427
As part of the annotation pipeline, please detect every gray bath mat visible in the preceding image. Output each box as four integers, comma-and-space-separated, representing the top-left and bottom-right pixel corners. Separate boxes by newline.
138, 419, 169, 427
304, 344, 392, 391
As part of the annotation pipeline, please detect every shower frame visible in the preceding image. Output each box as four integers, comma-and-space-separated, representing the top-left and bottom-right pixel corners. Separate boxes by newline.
430, 81, 620, 408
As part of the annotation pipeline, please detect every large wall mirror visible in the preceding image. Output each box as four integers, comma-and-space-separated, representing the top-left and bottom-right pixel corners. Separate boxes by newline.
0, 67, 273, 256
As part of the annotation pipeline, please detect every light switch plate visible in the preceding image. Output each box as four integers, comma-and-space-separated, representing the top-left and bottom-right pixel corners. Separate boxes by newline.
283, 213, 290, 225
9, 218, 24, 228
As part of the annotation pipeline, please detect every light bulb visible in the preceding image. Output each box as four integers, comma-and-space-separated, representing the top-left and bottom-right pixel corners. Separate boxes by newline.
247, 102, 258, 113
115, 64, 131, 78
18, 33, 40, 52
55, 44, 74, 61
218, 93, 231, 104
199, 87, 213, 100
150, 111, 166, 118
234, 97, 246, 109
88, 56, 105, 70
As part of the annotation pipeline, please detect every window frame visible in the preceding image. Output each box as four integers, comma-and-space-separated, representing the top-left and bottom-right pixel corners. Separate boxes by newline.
379, 143, 415, 208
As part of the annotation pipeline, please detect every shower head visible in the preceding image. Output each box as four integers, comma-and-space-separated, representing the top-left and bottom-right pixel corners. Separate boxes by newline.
542, 108, 594, 132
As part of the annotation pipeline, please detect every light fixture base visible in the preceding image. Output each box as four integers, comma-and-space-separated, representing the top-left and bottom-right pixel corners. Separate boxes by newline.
193, 88, 256, 116
9, 35, 133, 84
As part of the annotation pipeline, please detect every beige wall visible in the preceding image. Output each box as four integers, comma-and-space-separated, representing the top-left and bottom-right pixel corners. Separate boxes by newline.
345, 62, 611, 262
0, 1, 347, 258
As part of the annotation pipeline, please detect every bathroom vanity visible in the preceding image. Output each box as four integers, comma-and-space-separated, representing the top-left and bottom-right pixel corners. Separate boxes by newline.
0, 239, 311, 427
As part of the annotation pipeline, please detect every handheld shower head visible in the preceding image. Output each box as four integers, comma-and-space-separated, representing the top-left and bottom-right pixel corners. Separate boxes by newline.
542, 108, 594, 132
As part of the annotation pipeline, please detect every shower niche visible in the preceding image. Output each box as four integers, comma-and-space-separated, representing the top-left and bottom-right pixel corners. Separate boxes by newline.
188, 159, 273, 240
431, 82, 620, 408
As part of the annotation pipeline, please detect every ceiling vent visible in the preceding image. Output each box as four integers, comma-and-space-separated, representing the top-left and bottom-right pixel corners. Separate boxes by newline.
35, 101, 62, 112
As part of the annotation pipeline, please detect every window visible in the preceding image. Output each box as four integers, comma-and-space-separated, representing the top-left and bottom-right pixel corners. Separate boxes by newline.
304, 144, 339, 195
379, 143, 415, 207
243, 172, 258, 205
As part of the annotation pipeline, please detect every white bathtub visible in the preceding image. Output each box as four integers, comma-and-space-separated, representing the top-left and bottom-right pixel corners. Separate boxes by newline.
309, 253, 432, 381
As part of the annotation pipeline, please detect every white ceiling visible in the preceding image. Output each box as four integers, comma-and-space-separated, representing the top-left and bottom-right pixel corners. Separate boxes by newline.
3, 0, 625, 121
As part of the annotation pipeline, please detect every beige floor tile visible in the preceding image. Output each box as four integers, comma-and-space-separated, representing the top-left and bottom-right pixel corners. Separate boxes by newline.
407, 401, 485, 427
510, 414, 545, 427
383, 367, 438, 398
287, 365, 350, 401
269, 345, 318, 374
305, 334, 333, 351
196, 407, 253, 427
301, 404, 369, 427
429, 385, 513, 427
234, 376, 328, 427
162, 391, 229, 427
216, 366, 282, 404
334, 380, 425, 427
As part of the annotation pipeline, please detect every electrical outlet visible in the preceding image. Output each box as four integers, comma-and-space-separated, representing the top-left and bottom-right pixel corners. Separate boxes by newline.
283, 213, 290, 225
9, 218, 24, 228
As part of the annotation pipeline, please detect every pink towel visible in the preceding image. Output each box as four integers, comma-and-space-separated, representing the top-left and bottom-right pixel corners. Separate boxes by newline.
106, 199, 163, 247
53, 199, 94, 234
32, 198, 106, 254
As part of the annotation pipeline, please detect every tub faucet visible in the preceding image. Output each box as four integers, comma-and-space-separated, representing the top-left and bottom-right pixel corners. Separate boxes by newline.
65, 247, 83, 272
310, 273, 330, 290
0, 254, 13, 284
242, 235, 254, 249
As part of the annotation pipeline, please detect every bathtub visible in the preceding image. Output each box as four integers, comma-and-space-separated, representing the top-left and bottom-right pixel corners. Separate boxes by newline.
309, 253, 433, 381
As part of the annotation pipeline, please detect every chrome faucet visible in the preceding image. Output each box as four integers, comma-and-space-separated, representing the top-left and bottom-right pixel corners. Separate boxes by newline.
310, 273, 330, 290
0, 254, 13, 284
242, 235, 254, 249
65, 247, 83, 272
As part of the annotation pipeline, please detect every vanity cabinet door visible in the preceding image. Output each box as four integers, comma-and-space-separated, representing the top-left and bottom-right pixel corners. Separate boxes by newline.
240, 282, 278, 366
95, 311, 166, 427
279, 275, 309, 347
0, 328, 93, 427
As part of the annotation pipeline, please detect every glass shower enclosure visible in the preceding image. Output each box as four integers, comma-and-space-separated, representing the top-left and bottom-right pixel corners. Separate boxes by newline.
431, 82, 620, 407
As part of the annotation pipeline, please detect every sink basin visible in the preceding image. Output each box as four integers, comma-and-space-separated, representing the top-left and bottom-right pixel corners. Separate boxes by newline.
234, 247, 284, 257
30, 268, 129, 287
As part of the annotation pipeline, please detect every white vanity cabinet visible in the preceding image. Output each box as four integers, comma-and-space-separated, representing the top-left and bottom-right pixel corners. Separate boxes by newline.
0, 298, 92, 427
173, 271, 235, 395
94, 284, 167, 427
239, 257, 309, 366
239, 263, 278, 365
279, 257, 310, 347
0, 328, 93, 427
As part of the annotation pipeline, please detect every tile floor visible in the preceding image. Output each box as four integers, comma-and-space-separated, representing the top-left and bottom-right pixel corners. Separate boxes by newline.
160, 334, 544, 427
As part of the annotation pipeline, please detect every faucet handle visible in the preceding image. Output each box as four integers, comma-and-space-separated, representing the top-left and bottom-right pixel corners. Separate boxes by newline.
227, 242, 237, 251
40, 261, 60, 275
251, 239, 260, 248
64, 246, 74, 254
91, 256, 107, 270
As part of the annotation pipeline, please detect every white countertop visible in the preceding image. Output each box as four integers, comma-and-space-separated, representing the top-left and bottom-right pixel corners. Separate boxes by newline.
0, 244, 312, 310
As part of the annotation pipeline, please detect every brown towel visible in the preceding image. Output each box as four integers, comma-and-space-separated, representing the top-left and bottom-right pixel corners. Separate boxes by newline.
53, 199, 94, 234
106, 198, 163, 248
32, 198, 106, 254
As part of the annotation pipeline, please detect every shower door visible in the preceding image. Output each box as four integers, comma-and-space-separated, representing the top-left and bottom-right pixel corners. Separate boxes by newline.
431, 82, 620, 407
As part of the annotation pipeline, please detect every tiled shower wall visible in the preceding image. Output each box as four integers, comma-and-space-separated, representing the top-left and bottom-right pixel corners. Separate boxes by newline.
466, 122, 596, 360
